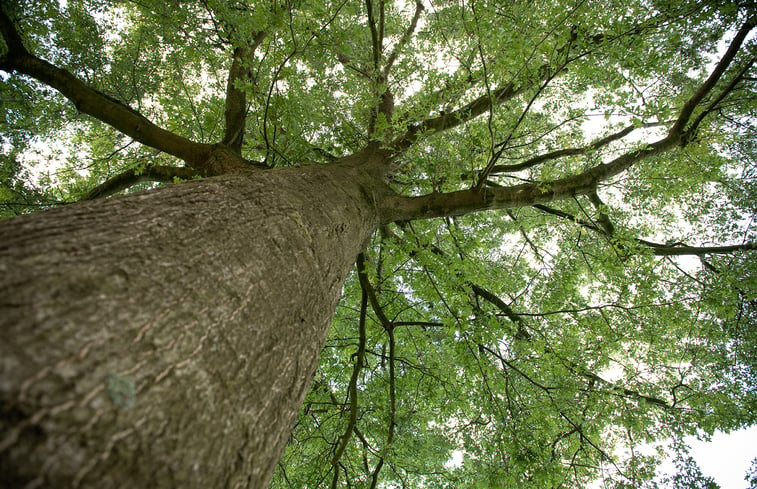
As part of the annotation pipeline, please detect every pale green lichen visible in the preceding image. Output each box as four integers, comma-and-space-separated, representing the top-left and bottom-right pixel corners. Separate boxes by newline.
105, 373, 136, 408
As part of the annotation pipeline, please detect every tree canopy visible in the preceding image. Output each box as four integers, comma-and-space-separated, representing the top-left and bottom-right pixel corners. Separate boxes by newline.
1, 0, 756, 487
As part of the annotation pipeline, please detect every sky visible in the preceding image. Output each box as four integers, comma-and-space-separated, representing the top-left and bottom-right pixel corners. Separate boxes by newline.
688, 426, 757, 488
650, 426, 757, 488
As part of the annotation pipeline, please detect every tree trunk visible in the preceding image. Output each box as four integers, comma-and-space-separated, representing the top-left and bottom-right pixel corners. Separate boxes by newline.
0, 152, 388, 488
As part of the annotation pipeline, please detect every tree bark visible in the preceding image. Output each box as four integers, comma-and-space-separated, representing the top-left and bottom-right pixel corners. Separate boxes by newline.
0, 150, 389, 488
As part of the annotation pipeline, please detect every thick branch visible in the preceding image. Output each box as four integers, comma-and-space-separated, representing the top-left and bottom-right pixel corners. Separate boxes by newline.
389, 81, 523, 151
640, 241, 757, 256
222, 32, 266, 152
365, 0, 381, 70
364, 0, 395, 139
378, 0, 385, 62
356, 254, 392, 329
222, 47, 251, 152
0, 5, 24, 53
368, 85, 395, 138
223, 48, 249, 151
0, 9, 213, 167
380, 147, 625, 222
82, 165, 200, 200
587, 191, 615, 235
683, 58, 755, 142
382, 20, 754, 223
382, 132, 679, 222
669, 17, 756, 138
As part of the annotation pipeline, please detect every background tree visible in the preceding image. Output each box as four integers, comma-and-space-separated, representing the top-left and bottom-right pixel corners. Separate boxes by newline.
746, 457, 757, 489
1, 0, 756, 488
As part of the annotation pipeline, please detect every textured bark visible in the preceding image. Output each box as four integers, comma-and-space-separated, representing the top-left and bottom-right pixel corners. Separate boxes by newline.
222, 39, 265, 153
0, 152, 389, 488
223, 47, 251, 152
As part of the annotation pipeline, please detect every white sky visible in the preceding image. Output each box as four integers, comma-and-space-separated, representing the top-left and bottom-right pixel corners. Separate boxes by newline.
687, 426, 757, 488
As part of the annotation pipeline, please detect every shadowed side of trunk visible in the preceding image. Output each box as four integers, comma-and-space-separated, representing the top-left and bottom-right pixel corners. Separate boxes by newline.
0, 157, 386, 488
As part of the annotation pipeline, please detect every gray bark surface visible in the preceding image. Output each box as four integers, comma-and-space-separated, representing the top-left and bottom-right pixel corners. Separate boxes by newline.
0, 158, 386, 488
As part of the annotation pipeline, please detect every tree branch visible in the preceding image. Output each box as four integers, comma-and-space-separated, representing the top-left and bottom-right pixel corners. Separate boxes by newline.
381, 20, 755, 223
382, 1, 424, 79
572, 367, 672, 409
387, 20, 615, 153
640, 241, 757, 256
355, 253, 397, 489
533, 203, 757, 256
82, 165, 200, 200
474, 66, 563, 190
224, 49, 248, 149
669, 17, 756, 139
380, 150, 614, 222
587, 191, 615, 235
388, 81, 523, 152
683, 58, 755, 143
388, 225, 679, 416
0, 8, 213, 167
365, 0, 381, 71
222, 32, 267, 153
330, 265, 368, 477
367, 325, 395, 489
387, 224, 533, 341
335, 51, 373, 79
470, 283, 531, 340
368, 85, 395, 139
378, 0, 385, 62
532, 203, 601, 231
479, 343, 556, 393
356, 253, 393, 330
476, 295, 674, 410
363, 0, 395, 140
489, 123, 664, 175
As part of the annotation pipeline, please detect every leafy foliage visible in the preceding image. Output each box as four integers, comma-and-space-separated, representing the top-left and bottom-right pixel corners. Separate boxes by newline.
747, 457, 757, 489
1, 0, 756, 487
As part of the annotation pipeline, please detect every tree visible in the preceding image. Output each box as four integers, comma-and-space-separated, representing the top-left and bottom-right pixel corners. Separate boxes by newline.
747, 457, 757, 489
1, 0, 755, 487
662, 443, 720, 489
